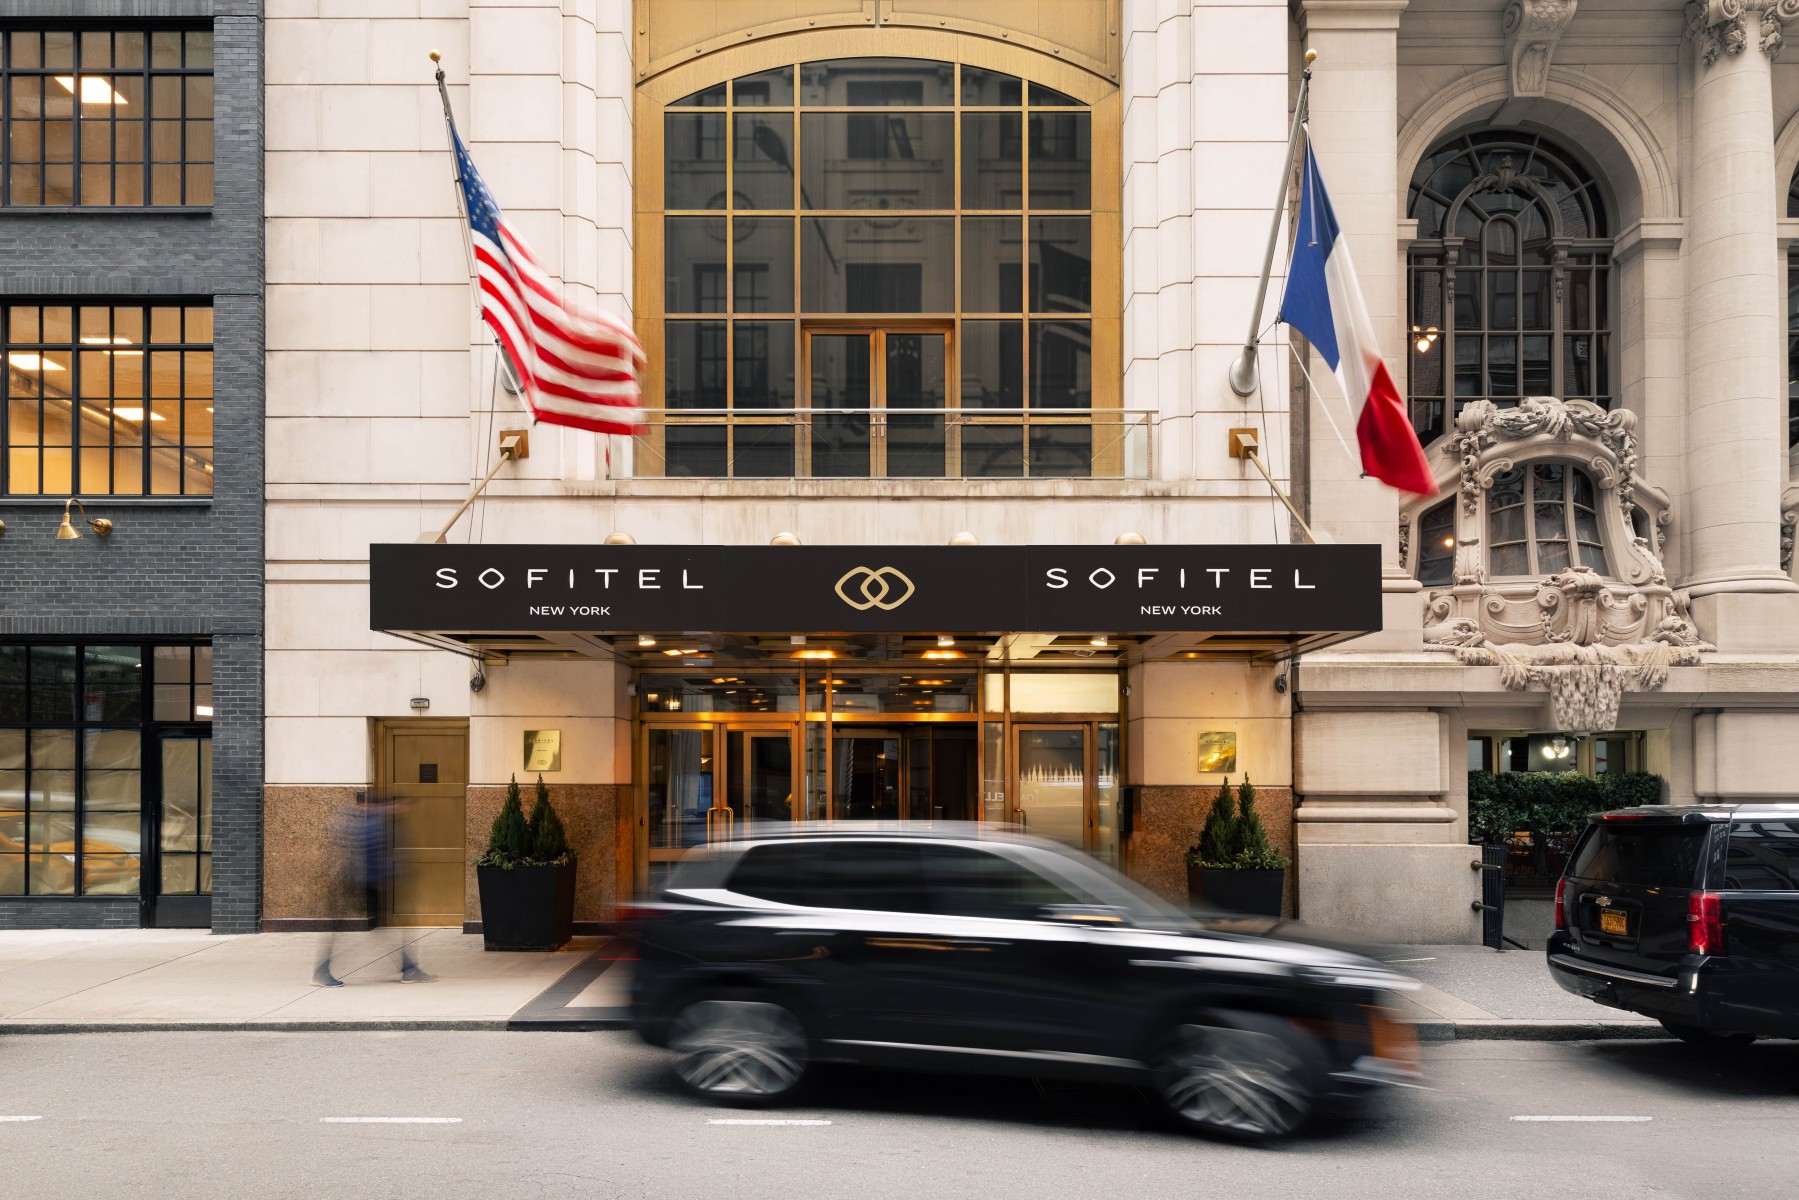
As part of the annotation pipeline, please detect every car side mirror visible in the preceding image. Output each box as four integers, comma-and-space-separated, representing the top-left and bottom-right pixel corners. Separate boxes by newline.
1035, 903, 1134, 928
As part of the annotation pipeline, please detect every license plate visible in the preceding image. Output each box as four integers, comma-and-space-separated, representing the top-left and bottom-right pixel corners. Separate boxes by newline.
1600, 910, 1628, 936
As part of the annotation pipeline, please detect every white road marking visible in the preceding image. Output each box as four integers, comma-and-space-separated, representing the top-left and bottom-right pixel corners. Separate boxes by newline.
1383, 957, 1437, 964
707, 1119, 833, 1126
320, 1117, 463, 1124
0, 1116, 43, 1123
1511, 1115, 1653, 1123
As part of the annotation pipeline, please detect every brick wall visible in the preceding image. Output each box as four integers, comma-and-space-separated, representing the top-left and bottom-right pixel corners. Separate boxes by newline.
0, 2, 264, 933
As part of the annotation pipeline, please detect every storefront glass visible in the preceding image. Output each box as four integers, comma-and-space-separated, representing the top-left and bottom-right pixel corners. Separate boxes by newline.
0, 641, 211, 904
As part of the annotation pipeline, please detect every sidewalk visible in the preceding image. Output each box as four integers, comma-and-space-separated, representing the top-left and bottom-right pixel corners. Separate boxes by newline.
0, 926, 1658, 1040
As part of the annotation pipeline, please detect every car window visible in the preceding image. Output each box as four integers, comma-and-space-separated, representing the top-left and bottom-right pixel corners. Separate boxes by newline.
919, 843, 1081, 921
725, 840, 931, 913
1567, 824, 1708, 887
1723, 820, 1799, 891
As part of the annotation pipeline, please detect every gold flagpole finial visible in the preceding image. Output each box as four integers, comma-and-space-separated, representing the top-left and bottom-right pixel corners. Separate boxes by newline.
429, 49, 441, 63
1305, 49, 1317, 65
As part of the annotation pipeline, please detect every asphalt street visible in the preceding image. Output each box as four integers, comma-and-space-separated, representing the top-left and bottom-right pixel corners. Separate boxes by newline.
2, 1031, 1794, 1200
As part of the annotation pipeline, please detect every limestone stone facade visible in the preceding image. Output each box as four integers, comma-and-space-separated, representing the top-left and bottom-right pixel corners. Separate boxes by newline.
260, 0, 1799, 943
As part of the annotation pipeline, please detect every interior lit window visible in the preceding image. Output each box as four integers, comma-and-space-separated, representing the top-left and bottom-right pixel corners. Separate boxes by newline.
1406, 131, 1612, 445
2, 303, 214, 496
0, 29, 214, 207
652, 58, 1103, 478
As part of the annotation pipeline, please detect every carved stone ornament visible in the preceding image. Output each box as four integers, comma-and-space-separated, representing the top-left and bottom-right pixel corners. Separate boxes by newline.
1687, 0, 1799, 66
1412, 395, 1708, 731
1503, 1, 1578, 98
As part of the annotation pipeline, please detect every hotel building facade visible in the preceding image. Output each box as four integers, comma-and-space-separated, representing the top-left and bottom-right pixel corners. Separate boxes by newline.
246, 0, 1799, 942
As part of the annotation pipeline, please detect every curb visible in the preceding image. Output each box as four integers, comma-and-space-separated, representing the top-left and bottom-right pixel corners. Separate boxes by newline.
3, 1018, 1666, 1039
1409, 1019, 1666, 1043
0, 1019, 511, 1034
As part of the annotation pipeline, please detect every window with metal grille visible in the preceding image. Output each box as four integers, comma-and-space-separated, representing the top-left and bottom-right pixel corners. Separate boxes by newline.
1, 28, 213, 207
1406, 131, 1612, 445
2, 302, 213, 496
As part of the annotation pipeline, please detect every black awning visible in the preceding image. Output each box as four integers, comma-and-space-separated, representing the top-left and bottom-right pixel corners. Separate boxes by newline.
369, 543, 1382, 644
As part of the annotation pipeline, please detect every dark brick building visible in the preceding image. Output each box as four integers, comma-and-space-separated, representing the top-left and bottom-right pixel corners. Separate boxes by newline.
0, 3, 263, 931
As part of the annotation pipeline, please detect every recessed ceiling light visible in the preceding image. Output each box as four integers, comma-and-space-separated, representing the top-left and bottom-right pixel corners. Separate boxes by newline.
937, 635, 955, 647
5, 353, 64, 371
638, 635, 657, 648
922, 650, 964, 660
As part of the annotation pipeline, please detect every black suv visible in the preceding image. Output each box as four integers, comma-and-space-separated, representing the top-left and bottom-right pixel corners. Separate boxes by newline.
630, 826, 1419, 1140
1547, 805, 1799, 1043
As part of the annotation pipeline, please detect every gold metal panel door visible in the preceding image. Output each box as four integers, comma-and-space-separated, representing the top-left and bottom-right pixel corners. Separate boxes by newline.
383, 727, 468, 927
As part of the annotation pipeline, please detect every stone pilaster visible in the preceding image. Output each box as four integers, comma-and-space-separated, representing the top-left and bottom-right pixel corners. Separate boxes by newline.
1679, 1, 1799, 616
1296, 1, 1421, 649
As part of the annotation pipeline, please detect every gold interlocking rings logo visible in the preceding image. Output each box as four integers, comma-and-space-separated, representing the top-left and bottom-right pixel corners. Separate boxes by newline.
834, 565, 917, 611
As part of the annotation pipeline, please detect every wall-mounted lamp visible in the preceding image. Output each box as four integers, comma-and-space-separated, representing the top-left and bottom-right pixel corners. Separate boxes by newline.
55, 498, 113, 540
1412, 325, 1440, 355
1546, 735, 1573, 761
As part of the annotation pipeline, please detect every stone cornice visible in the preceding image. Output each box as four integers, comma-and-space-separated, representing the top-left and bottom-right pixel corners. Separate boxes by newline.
1296, 0, 1411, 35
1686, 0, 1799, 66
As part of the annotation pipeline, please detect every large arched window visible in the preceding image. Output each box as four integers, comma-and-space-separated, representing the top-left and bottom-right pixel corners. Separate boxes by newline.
1406, 132, 1613, 445
647, 57, 1111, 479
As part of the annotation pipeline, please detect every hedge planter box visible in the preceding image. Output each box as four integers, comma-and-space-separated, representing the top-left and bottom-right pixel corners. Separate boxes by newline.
476, 862, 576, 951
1188, 865, 1284, 917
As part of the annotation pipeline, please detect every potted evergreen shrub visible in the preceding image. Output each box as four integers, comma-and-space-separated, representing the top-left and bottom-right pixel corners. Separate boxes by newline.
474, 774, 577, 951
1184, 777, 1288, 916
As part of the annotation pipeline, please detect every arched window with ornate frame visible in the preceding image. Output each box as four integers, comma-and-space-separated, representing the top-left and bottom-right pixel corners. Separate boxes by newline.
636, 34, 1120, 480
1406, 131, 1614, 446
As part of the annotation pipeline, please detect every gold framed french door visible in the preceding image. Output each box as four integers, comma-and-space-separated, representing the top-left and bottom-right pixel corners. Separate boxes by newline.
641, 718, 800, 882
802, 323, 953, 477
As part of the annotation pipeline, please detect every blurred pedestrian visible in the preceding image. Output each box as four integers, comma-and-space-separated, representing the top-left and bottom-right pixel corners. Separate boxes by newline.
313, 796, 437, 986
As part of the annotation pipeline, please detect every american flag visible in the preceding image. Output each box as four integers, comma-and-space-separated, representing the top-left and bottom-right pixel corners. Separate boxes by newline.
452, 129, 645, 435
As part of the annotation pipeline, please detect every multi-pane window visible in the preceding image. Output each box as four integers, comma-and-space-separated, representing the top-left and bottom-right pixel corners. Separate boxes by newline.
1485, 463, 1609, 578
0, 642, 211, 898
655, 59, 1099, 477
1407, 132, 1612, 445
3, 302, 214, 496
1, 29, 213, 207
1416, 500, 1456, 587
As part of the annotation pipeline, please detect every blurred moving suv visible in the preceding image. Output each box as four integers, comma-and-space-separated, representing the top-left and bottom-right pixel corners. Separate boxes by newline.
1548, 805, 1799, 1044
630, 826, 1420, 1140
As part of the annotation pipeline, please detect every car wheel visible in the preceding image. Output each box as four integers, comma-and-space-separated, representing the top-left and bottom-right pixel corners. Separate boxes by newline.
667, 994, 811, 1104
1657, 1019, 1756, 1047
1152, 1015, 1319, 1141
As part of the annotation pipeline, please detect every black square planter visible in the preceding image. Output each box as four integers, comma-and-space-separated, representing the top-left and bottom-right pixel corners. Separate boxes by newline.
1187, 864, 1284, 917
476, 861, 577, 951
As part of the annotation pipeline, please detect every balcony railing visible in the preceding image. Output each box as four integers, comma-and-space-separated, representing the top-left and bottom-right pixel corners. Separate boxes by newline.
623, 408, 1153, 480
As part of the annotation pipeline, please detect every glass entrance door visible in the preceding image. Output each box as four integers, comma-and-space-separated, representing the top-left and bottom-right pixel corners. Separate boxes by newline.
1013, 722, 1120, 864
806, 328, 948, 476
831, 726, 977, 822
645, 722, 798, 886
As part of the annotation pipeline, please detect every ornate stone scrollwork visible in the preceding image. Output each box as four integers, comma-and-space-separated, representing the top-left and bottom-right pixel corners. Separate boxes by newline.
1413, 395, 1705, 731
1503, 1, 1579, 98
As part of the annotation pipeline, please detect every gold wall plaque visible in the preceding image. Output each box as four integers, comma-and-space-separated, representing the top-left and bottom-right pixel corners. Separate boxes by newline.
1197, 731, 1237, 775
524, 729, 562, 773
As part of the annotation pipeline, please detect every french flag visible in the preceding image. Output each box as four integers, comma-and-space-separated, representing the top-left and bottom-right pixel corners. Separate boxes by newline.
1280, 143, 1436, 496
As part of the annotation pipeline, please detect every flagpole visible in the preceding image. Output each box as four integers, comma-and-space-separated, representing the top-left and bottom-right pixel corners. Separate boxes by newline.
1227, 48, 1315, 398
